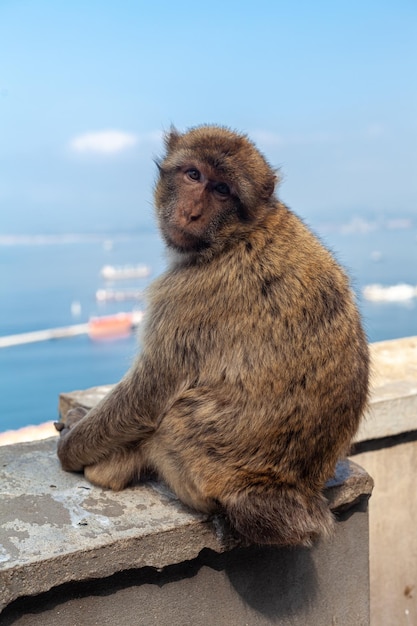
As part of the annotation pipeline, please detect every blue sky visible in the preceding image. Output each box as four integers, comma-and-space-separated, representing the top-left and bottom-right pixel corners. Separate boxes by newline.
1, 0, 416, 233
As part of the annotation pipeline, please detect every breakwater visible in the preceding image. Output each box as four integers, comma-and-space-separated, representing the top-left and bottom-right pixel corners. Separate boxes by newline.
0, 324, 89, 348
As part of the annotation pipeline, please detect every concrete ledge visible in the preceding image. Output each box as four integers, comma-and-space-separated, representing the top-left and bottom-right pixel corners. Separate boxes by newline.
0, 438, 215, 610
1, 504, 372, 626
0, 435, 371, 612
355, 336, 417, 442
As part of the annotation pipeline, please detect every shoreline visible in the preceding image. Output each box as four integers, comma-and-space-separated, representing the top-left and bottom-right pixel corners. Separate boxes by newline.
0, 421, 57, 447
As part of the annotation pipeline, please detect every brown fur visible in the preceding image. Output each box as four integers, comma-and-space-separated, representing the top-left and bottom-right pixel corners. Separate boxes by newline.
56, 125, 369, 546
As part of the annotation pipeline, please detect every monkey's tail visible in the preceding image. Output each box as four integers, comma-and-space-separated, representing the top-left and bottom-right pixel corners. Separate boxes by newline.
223, 483, 334, 547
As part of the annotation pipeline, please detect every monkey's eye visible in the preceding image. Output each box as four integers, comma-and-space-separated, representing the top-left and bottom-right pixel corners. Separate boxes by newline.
186, 169, 201, 181
214, 182, 230, 196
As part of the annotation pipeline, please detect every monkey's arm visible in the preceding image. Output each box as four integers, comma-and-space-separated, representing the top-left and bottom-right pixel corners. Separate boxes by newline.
56, 354, 174, 472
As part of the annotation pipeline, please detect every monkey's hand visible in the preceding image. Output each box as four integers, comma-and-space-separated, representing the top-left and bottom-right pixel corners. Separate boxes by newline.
54, 407, 90, 472
54, 406, 89, 437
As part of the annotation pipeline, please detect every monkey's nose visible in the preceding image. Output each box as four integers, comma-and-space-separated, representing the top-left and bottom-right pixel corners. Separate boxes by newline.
183, 207, 202, 223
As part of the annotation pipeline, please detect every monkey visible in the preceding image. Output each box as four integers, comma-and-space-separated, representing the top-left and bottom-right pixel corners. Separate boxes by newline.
56, 125, 369, 546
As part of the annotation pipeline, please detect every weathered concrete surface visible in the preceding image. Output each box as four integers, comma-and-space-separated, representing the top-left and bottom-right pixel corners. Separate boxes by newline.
59, 384, 113, 417
0, 435, 371, 613
325, 458, 373, 511
355, 336, 417, 442
351, 336, 417, 626
355, 440, 417, 626
0, 438, 216, 611
370, 336, 417, 385
1, 502, 371, 626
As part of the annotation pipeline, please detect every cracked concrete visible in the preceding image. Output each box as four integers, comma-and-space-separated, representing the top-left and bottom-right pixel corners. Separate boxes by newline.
0, 437, 219, 610
0, 436, 371, 612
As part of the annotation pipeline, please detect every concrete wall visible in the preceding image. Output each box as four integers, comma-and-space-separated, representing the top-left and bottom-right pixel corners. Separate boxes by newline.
352, 336, 417, 626
355, 436, 417, 626
1, 495, 371, 626
0, 439, 372, 624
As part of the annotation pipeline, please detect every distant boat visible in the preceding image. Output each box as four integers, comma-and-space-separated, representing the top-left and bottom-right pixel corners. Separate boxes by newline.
363, 283, 417, 303
100, 264, 151, 281
88, 311, 144, 340
96, 288, 144, 302
70, 300, 82, 316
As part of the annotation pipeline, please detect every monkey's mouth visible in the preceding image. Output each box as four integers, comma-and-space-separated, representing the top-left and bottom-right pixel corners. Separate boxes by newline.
164, 225, 210, 253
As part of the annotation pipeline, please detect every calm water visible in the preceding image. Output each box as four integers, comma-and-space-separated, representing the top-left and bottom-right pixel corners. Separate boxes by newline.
1, 219, 416, 431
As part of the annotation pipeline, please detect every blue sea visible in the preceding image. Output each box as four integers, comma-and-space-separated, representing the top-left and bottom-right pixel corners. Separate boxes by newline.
1, 216, 416, 432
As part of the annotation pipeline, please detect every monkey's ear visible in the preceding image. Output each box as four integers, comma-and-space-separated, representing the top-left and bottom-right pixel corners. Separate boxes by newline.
164, 126, 181, 153
153, 158, 163, 173
263, 173, 279, 200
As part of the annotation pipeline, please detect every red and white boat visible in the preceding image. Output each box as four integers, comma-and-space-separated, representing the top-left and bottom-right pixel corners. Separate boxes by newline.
88, 311, 144, 340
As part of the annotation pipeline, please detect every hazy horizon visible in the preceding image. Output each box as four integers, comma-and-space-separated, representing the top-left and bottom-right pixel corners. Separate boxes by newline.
1, 2, 416, 234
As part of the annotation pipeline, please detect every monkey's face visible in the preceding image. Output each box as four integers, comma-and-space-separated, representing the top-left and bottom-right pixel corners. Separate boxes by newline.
154, 126, 278, 256
155, 161, 240, 253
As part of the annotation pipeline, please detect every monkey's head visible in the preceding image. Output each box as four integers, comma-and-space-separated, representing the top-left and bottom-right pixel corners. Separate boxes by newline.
154, 125, 278, 256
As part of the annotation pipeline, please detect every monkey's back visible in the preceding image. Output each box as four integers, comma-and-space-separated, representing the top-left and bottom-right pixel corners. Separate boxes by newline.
56, 124, 369, 545
144, 203, 369, 497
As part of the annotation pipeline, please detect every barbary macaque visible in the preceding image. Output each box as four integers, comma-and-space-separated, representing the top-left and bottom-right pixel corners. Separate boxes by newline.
56, 125, 369, 546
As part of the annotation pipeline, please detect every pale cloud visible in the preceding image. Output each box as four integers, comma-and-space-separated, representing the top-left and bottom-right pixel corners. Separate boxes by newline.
339, 217, 379, 235
69, 130, 138, 154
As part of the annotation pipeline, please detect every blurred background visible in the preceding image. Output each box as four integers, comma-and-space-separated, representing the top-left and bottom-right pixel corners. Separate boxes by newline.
1, 0, 416, 432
